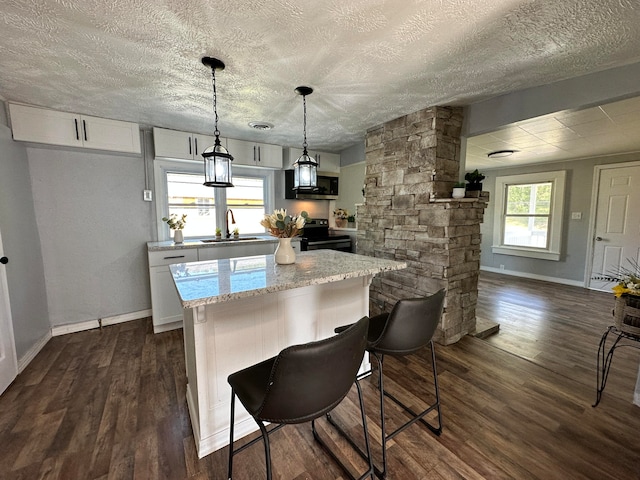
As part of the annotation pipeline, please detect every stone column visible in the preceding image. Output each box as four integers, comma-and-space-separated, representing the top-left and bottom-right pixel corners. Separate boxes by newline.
357, 106, 488, 345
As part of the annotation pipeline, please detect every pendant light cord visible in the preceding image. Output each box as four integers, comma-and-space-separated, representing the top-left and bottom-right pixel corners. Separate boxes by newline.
302, 94, 308, 152
211, 69, 220, 137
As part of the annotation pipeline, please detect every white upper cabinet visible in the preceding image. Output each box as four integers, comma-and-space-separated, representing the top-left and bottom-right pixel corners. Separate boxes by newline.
9, 103, 141, 154
226, 138, 282, 169
285, 147, 340, 173
153, 127, 217, 161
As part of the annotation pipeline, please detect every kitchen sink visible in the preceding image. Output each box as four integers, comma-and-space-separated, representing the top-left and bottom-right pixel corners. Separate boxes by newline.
201, 237, 259, 243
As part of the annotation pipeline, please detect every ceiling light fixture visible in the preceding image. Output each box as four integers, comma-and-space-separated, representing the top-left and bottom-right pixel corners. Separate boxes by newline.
487, 149, 516, 158
292, 86, 318, 191
201, 57, 234, 188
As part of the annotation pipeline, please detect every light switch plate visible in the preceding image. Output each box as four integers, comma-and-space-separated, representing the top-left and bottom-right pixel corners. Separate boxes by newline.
143, 190, 153, 202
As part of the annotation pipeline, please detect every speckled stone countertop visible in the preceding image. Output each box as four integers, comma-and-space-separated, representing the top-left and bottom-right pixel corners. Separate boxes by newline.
169, 250, 406, 309
147, 236, 299, 252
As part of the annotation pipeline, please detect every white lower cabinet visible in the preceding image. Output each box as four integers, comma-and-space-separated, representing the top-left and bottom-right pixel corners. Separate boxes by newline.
148, 248, 199, 333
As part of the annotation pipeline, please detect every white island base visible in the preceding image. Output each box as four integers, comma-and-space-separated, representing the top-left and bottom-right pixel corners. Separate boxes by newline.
170, 251, 406, 458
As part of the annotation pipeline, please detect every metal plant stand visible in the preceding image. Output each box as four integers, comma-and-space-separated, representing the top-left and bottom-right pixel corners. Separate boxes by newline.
593, 325, 640, 407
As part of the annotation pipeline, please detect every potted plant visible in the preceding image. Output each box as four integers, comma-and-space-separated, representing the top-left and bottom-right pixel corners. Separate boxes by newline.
347, 214, 356, 227
464, 169, 486, 197
215, 227, 222, 240
334, 208, 349, 228
162, 213, 187, 244
233, 227, 240, 239
452, 181, 466, 199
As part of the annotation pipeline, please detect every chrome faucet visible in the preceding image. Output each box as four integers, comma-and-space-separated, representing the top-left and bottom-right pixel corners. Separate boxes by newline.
225, 209, 236, 238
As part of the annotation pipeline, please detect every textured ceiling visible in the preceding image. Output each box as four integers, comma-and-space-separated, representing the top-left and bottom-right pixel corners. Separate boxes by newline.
1, 0, 640, 155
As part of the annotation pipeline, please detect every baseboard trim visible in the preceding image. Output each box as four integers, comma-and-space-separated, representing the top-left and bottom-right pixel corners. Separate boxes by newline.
51, 319, 100, 336
101, 309, 151, 327
480, 266, 584, 287
17, 330, 52, 374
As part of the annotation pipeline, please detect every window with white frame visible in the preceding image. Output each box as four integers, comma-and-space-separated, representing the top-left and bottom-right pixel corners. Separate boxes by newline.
492, 171, 566, 261
154, 160, 273, 240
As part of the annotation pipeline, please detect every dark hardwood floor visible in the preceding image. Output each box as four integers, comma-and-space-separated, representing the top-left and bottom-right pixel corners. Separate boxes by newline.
2, 271, 640, 479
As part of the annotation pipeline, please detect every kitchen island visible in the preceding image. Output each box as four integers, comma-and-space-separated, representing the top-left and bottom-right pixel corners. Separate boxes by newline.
169, 250, 406, 458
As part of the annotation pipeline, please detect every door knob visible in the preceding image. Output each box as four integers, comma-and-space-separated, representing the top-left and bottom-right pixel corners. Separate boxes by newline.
595, 236, 603, 241
0, 256, 7, 264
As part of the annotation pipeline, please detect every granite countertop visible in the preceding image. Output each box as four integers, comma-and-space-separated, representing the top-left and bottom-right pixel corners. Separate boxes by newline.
147, 235, 299, 252
169, 250, 407, 308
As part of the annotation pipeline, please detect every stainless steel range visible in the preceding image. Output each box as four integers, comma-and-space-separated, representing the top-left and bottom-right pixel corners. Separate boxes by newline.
300, 219, 352, 252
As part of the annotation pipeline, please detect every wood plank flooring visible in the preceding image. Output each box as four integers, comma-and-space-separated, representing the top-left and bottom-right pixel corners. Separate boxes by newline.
1, 272, 640, 479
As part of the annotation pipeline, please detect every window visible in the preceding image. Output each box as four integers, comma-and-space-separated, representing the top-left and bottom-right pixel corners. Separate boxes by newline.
155, 159, 273, 240
492, 171, 566, 261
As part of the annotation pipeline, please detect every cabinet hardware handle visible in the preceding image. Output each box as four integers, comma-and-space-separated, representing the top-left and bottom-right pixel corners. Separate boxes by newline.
195, 137, 198, 156
163, 255, 186, 260
0, 256, 8, 265
188, 137, 192, 155
253, 145, 256, 163
258, 146, 261, 163
317, 153, 320, 166
74, 119, 79, 140
83, 120, 87, 141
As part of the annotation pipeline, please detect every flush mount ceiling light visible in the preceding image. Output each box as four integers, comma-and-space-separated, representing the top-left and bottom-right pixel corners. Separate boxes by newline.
487, 149, 516, 158
248, 121, 274, 131
201, 57, 234, 188
292, 86, 318, 191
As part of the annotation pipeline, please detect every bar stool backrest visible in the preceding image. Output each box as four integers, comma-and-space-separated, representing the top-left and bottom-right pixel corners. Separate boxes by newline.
255, 316, 369, 424
371, 289, 446, 355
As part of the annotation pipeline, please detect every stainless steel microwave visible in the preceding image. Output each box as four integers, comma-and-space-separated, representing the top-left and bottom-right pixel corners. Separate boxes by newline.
284, 170, 339, 200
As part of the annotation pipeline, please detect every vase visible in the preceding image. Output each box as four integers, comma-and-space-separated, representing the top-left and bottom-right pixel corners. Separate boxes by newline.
274, 238, 295, 265
173, 230, 184, 244
335, 218, 347, 228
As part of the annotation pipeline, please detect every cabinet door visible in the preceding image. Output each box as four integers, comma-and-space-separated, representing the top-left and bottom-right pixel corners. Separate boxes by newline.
9, 103, 83, 147
315, 151, 340, 173
226, 138, 257, 166
153, 127, 195, 160
81, 115, 141, 153
192, 133, 217, 158
255, 142, 283, 168
149, 266, 185, 332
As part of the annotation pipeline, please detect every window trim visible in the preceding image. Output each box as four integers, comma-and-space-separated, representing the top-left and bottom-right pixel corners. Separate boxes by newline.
492, 170, 566, 261
153, 159, 274, 241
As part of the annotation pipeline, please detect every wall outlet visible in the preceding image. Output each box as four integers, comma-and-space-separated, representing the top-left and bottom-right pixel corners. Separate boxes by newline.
143, 190, 153, 202
571, 212, 582, 220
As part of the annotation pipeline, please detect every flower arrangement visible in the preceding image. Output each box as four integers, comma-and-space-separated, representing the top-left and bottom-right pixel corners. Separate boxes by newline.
334, 208, 349, 219
162, 213, 187, 230
260, 209, 309, 238
611, 260, 640, 297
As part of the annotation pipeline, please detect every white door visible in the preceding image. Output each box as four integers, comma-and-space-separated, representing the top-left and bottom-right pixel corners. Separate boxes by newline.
589, 163, 640, 292
0, 229, 18, 395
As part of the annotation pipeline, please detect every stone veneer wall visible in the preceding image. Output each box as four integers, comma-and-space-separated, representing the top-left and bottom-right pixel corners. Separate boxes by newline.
356, 106, 488, 345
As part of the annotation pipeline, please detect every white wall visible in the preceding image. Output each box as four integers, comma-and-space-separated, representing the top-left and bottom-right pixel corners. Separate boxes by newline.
26, 139, 155, 326
0, 124, 49, 360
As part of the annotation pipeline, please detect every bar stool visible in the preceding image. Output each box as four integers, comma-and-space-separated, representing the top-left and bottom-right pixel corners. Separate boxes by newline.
227, 316, 374, 480
333, 289, 446, 478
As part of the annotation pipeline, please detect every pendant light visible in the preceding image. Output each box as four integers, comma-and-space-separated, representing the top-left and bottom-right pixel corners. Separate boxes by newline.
293, 86, 318, 191
201, 57, 233, 187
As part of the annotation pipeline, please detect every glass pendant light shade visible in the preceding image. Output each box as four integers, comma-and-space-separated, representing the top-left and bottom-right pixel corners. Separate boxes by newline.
203, 138, 234, 187
293, 86, 318, 191
202, 56, 233, 188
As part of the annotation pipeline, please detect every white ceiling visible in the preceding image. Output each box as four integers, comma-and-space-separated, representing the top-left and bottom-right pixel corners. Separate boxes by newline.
1, 0, 640, 161
466, 95, 640, 170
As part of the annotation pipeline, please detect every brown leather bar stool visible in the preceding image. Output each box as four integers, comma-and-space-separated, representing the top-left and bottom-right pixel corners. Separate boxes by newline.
333, 289, 446, 478
227, 316, 374, 480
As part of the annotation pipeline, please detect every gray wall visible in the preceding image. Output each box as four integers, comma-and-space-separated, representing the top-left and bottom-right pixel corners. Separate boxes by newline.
26, 142, 155, 326
480, 152, 640, 283
0, 124, 50, 360
340, 142, 365, 167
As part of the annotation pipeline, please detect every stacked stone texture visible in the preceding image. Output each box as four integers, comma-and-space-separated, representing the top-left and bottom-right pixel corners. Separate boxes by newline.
356, 106, 488, 345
